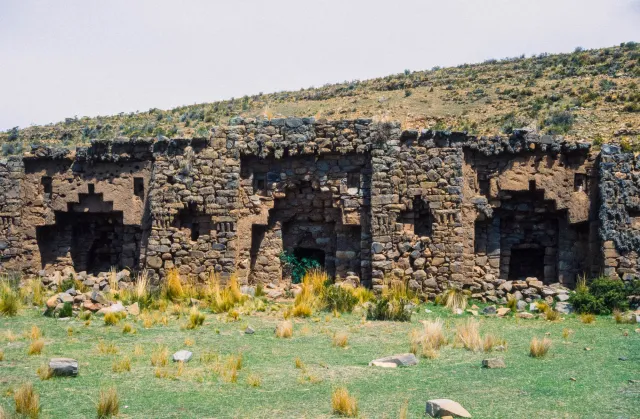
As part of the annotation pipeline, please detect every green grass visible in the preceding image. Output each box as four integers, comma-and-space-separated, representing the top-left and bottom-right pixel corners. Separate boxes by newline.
0, 303, 638, 418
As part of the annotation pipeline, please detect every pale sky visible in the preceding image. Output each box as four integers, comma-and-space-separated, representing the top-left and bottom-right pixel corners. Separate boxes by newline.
0, 0, 639, 131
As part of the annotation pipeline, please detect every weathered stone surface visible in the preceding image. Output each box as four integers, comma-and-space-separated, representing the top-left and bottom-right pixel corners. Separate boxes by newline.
172, 350, 193, 363
482, 357, 506, 368
369, 353, 418, 368
425, 399, 471, 418
49, 358, 78, 377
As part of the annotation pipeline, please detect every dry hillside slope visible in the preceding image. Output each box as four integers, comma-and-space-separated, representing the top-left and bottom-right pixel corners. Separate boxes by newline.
1, 43, 639, 155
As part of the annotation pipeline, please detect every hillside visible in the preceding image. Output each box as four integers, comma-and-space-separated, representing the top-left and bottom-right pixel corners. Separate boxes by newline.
1, 42, 639, 155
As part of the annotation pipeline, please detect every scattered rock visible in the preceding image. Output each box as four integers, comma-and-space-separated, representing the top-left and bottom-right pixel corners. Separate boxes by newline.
245, 326, 255, 335
496, 307, 511, 317
555, 302, 573, 314
49, 358, 78, 377
369, 353, 418, 368
619, 357, 628, 361
425, 399, 471, 418
518, 312, 534, 319
482, 306, 496, 315
172, 350, 193, 363
126, 302, 140, 316
98, 302, 125, 315
482, 357, 506, 369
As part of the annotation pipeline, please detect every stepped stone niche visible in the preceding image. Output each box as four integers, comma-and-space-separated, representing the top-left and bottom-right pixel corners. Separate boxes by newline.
1, 118, 639, 299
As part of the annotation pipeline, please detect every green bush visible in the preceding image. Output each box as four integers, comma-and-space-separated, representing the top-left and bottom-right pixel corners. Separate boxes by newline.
569, 276, 631, 314
0, 287, 20, 316
59, 302, 73, 318
279, 251, 321, 284
323, 286, 358, 313
366, 297, 411, 322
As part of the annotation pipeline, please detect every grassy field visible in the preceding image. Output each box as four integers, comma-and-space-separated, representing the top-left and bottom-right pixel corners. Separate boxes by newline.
1, 301, 638, 418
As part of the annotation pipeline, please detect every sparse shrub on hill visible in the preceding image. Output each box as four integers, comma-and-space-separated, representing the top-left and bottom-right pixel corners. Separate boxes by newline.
569, 276, 636, 314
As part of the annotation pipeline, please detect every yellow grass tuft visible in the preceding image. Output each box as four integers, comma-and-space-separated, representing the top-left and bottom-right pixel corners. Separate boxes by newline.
28, 326, 41, 341
482, 334, 506, 352
580, 313, 596, 324
36, 363, 53, 380
353, 287, 374, 304
455, 319, 482, 351
443, 288, 468, 312
399, 399, 409, 419
164, 268, 184, 301
275, 320, 293, 338
411, 318, 446, 359
209, 273, 247, 313
333, 332, 349, 348
104, 312, 119, 326
544, 308, 560, 321
562, 328, 574, 340
247, 374, 262, 387
122, 323, 134, 334
151, 345, 169, 367
112, 357, 131, 373
530, 337, 552, 358
96, 387, 119, 418
133, 344, 144, 356
217, 354, 243, 383
294, 357, 305, 370
184, 338, 194, 347
331, 387, 358, 417
108, 266, 119, 293
96, 341, 119, 355
613, 309, 635, 324
186, 307, 205, 329
0, 349, 4, 361
5, 329, 18, 342
14, 382, 40, 419
134, 270, 149, 301
28, 339, 44, 356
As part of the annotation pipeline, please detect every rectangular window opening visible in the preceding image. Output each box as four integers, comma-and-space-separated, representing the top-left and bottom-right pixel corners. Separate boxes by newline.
134, 177, 144, 199
88, 184, 95, 194
41, 177, 52, 197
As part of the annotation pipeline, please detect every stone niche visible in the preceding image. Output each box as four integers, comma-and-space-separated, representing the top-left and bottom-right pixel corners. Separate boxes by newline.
238, 153, 371, 285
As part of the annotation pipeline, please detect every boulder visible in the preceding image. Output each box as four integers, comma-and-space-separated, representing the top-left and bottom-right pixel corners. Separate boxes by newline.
496, 307, 511, 317
425, 399, 471, 418
482, 306, 496, 315
555, 302, 573, 314
518, 312, 534, 319
98, 302, 125, 315
516, 300, 527, 311
172, 350, 193, 363
49, 358, 78, 377
245, 326, 255, 335
126, 302, 140, 316
482, 357, 506, 369
369, 353, 418, 368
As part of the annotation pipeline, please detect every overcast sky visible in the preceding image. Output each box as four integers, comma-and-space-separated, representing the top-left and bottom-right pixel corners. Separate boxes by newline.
0, 0, 638, 131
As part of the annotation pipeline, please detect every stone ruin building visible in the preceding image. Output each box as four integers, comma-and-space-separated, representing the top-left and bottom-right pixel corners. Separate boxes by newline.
1, 118, 639, 301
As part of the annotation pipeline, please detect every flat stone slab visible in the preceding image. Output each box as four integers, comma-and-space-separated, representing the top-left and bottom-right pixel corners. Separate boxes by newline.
172, 350, 193, 363
482, 357, 506, 369
369, 353, 418, 368
425, 399, 471, 418
49, 358, 78, 377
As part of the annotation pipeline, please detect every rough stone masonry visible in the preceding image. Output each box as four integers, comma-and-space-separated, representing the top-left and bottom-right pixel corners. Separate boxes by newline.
1, 118, 638, 301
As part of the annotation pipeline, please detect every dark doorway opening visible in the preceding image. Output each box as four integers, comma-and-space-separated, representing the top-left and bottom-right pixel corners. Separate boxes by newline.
293, 247, 326, 269
509, 247, 545, 281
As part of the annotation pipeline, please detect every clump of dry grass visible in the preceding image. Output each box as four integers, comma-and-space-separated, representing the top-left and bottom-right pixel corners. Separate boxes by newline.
122, 323, 134, 334
331, 387, 358, 417
14, 382, 40, 418
209, 273, 247, 313
28, 339, 44, 356
482, 334, 507, 352
151, 345, 169, 367
562, 328, 574, 340
112, 357, 131, 373
291, 269, 328, 317
613, 309, 636, 324
247, 374, 262, 387
443, 288, 468, 312
96, 340, 119, 355
580, 313, 596, 324
217, 354, 243, 383
164, 268, 184, 301
275, 320, 293, 338
0, 349, 4, 361
184, 338, 194, 346
543, 307, 560, 321
104, 312, 119, 326
455, 319, 482, 351
108, 266, 119, 293
411, 318, 446, 359
530, 337, 552, 358
399, 399, 409, 419
133, 344, 144, 356
5, 329, 18, 342
28, 326, 41, 340
96, 387, 119, 418
294, 357, 305, 370
186, 307, 205, 329
36, 363, 53, 380
332, 332, 349, 348
134, 270, 149, 301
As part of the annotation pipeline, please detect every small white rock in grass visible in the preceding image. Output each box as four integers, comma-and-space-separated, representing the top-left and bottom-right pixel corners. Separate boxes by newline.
245, 326, 255, 335
369, 353, 418, 368
425, 399, 471, 418
172, 350, 193, 363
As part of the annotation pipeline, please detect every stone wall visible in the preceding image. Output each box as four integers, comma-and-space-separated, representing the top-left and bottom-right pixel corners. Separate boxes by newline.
1, 119, 639, 297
